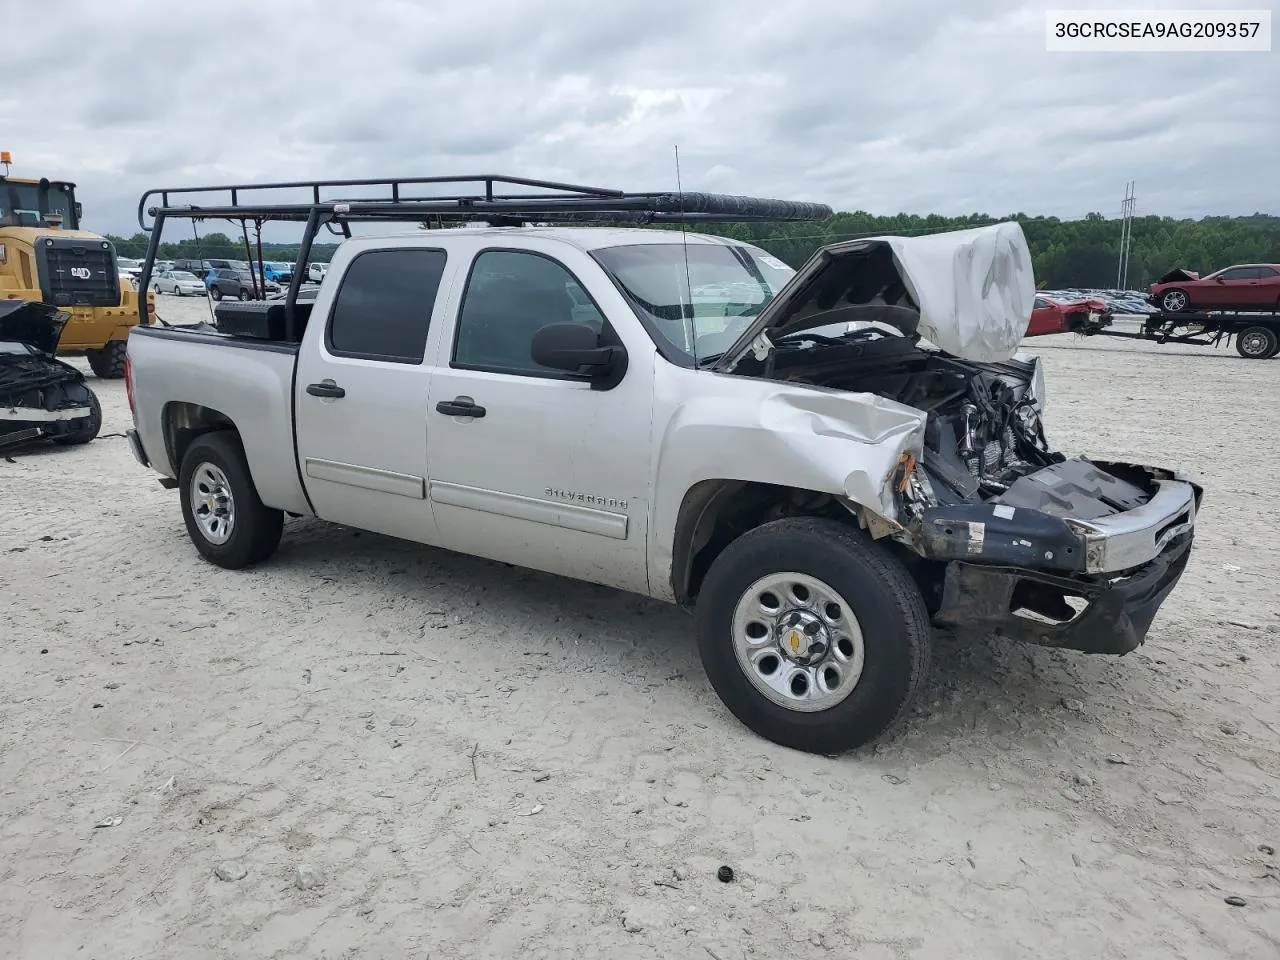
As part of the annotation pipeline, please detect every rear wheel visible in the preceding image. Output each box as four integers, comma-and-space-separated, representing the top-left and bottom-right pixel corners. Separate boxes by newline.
1160, 288, 1190, 312
179, 432, 283, 568
51, 389, 102, 445
696, 517, 932, 754
86, 339, 128, 378
1236, 326, 1278, 359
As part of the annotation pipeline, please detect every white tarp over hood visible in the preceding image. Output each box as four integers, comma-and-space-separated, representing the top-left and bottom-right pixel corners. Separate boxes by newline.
716, 221, 1035, 368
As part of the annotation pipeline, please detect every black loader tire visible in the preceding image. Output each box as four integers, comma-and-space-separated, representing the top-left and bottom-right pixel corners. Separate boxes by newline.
696, 517, 932, 755
51, 389, 102, 446
1236, 326, 1278, 359
178, 431, 283, 569
86, 339, 128, 378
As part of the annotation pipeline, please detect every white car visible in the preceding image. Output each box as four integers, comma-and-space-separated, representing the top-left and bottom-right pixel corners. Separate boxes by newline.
307, 262, 328, 282
151, 269, 207, 297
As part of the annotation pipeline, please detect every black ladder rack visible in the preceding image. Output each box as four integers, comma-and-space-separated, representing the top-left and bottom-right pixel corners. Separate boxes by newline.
135, 173, 832, 328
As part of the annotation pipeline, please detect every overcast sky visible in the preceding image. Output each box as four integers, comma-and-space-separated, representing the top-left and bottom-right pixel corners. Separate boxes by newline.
2, 0, 1276, 237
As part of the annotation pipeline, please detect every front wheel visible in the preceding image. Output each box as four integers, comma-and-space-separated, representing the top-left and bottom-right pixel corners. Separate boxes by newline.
696, 517, 932, 754
179, 432, 283, 568
1160, 288, 1189, 312
210, 286, 223, 301
1236, 325, 1278, 359
86, 340, 128, 378
238, 288, 252, 301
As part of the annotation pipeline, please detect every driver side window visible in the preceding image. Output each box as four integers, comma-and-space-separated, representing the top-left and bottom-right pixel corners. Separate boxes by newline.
453, 249, 605, 377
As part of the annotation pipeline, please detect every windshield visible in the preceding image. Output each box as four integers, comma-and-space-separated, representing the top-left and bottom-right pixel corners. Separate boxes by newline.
0, 180, 78, 229
593, 242, 794, 362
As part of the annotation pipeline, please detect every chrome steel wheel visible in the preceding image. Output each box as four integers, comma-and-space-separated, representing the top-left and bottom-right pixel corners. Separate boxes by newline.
731, 572, 865, 713
189, 461, 235, 544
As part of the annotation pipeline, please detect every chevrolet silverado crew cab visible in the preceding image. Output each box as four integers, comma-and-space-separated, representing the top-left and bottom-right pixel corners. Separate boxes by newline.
124, 177, 1201, 753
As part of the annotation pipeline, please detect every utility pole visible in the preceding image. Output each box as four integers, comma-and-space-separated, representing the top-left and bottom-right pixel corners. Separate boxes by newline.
1116, 180, 1136, 290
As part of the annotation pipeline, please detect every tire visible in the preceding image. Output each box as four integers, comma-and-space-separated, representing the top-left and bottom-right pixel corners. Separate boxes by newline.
51, 389, 102, 446
695, 517, 932, 754
86, 339, 128, 378
178, 431, 283, 569
1160, 288, 1190, 312
175, 287, 184, 297
238, 288, 251, 301
1236, 325, 1278, 359
210, 285, 223, 301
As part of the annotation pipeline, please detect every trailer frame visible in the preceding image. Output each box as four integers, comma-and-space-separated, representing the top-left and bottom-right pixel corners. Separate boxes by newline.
1088, 308, 1280, 359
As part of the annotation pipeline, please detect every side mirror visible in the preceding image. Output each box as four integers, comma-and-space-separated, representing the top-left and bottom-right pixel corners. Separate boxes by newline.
531, 322, 627, 388
1215, 276, 1227, 283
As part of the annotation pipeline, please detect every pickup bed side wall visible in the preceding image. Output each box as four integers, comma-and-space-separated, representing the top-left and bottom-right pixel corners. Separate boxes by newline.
646, 361, 927, 602
128, 328, 311, 515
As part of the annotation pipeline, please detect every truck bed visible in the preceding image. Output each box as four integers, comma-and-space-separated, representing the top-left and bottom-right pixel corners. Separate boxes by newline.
127, 325, 311, 515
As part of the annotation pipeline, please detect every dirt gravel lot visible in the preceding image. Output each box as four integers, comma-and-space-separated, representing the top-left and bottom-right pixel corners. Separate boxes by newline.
2, 299, 1278, 959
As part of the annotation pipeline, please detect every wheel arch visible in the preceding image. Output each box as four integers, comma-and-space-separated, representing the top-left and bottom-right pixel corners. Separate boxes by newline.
162, 401, 240, 477
669, 478, 890, 607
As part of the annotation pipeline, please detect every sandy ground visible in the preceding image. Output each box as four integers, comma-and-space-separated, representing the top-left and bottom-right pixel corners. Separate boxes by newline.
2, 296, 1278, 959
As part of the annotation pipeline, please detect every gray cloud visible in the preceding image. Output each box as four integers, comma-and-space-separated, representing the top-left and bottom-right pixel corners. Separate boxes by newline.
3, 0, 1276, 239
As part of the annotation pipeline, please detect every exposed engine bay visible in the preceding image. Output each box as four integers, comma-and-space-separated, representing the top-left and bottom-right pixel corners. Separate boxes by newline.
1, 300, 101, 450
747, 328, 1059, 495
739, 326, 1178, 553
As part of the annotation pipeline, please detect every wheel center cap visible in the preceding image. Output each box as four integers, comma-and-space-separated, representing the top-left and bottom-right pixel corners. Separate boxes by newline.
776, 609, 829, 666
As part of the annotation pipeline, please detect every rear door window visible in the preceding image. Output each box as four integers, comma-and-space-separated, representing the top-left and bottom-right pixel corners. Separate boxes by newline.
326, 249, 447, 363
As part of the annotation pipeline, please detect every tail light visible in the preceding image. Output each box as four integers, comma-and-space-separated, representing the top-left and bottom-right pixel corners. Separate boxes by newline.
124, 350, 135, 416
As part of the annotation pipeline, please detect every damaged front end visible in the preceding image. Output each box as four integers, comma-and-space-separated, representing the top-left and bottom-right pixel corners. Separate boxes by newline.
714, 222, 1201, 655
1, 300, 102, 450
886, 354, 1201, 654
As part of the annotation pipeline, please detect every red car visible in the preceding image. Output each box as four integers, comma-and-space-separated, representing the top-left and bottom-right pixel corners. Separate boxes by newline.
1025, 296, 1112, 337
1149, 264, 1280, 313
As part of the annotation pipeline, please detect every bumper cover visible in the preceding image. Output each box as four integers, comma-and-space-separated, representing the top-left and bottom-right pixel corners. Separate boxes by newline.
932, 533, 1193, 654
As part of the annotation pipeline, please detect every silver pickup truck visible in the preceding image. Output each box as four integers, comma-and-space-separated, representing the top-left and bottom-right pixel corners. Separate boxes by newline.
125, 188, 1201, 754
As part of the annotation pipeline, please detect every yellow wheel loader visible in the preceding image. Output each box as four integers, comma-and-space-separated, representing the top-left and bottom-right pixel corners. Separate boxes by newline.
0, 153, 153, 378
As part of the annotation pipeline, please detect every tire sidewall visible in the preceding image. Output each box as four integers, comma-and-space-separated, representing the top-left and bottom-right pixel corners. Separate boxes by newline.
1237, 326, 1277, 358
696, 519, 929, 753
178, 433, 277, 568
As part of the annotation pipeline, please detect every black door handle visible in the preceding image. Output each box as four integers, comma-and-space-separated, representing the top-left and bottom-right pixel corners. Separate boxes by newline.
435, 396, 486, 418
306, 380, 346, 398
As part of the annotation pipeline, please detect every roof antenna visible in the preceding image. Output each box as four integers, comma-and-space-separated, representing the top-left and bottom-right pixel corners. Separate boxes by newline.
675, 145, 696, 362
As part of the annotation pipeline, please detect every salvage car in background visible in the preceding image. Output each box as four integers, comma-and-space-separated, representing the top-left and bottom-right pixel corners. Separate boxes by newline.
1026, 295, 1113, 337
1, 300, 101, 450
125, 176, 1203, 755
151, 269, 207, 296
206, 267, 281, 301
1150, 264, 1280, 313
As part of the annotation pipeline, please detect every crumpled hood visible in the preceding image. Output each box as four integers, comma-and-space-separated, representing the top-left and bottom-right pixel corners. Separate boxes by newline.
0, 300, 69, 356
716, 221, 1035, 368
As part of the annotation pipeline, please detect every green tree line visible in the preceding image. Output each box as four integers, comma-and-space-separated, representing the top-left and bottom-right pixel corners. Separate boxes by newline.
105, 211, 1280, 290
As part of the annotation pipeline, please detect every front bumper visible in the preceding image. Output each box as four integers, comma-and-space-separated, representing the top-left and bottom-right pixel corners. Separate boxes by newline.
933, 532, 1194, 655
